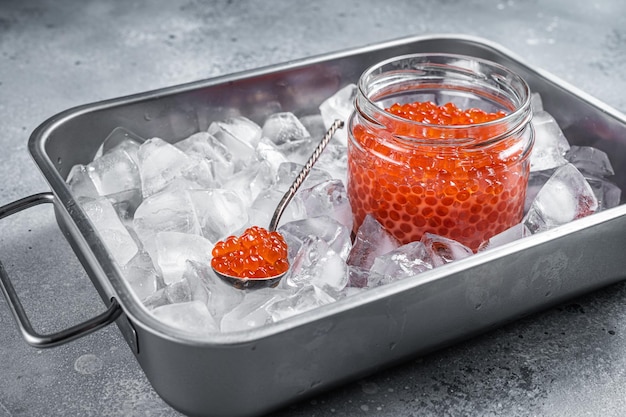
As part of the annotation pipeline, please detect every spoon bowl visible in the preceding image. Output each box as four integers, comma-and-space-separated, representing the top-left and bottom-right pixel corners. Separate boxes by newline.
214, 271, 285, 290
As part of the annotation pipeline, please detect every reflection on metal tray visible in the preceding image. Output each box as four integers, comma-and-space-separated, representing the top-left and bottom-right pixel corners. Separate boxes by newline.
7, 34, 626, 417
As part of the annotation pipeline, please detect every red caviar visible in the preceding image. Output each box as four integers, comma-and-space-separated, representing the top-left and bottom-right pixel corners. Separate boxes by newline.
387, 101, 506, 126
348, 100, 530, 251
211, 226, 289, 279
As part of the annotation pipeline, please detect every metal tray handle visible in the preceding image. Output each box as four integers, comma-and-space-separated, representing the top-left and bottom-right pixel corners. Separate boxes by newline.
0, 192, 122, 348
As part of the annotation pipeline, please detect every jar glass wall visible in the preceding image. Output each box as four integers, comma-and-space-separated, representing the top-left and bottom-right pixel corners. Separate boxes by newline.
347, 54, 534, 251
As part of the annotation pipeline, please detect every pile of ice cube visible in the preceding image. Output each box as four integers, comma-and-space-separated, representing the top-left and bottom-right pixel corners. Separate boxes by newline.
66, 84, 621, 335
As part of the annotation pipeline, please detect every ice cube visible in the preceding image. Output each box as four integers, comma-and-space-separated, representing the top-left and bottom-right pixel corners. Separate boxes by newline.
266, 285, 336, 322
176, 131, 227, 160
70, 147, 142, 212
222, 161, 275, 206
315, 140, 349, 187
88, 146, 141, 195
142, 264, 210, 310
584, 175, 622, 211
184, 261, 245, 321
137, 137, 197, 197
284, 236, 349, 293
274, 162, 332, 193
421, 233, 473, 267
524, 169, 555, 214
188, 188, 248, 242
80, 197, 139, 266
262, 112, 311, 146
369, 241, 433, 287
347, 215, 401, 270
151, 300, 219, 334
160, 279, 194, 305
298, 179, 353, 231
175, 131, 235, 184
299, 114, 327, 141
121, 250, 161, 301
179, 157, 218, 189
530, 92, 544, 113
248, 188, 306, 230
89, 146, 143, 216
94, 126, 144, 162
220, 289, 281, 332
478, 223, 532, 252
277, 137, 316, 166
111, 190, 146, 221
163, 264, 210, 305
319, 83, 357, 146
132, 189, 202, 260
530, 111, 570, 172
142, 288, 169, 310
208, 116, 262, 166
565, 145, 615, 177
347, 265, 374, 288
527, 145, 617, 214
278, 215, 352, 261
155, 231, 214, 285
67, 164, 100, 199
255, 139, 290, 175
524, 163, 599, 233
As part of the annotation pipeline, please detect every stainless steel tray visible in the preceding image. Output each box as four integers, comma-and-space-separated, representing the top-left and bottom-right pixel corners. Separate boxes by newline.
2, 34, 626, 417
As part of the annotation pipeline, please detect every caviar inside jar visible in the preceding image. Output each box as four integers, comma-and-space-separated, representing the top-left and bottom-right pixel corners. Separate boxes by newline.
386, 101, 506, 126
348, 100, 531, 252
211, 226, 289, 279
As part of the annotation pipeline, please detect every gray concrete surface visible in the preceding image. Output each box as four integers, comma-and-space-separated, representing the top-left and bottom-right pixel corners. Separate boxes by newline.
1, 0, 626, 416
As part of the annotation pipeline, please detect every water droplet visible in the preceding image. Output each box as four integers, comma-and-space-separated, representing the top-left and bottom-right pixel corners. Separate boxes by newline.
475, 303, 482, 310
360, 381, 379, 395
74, 353, 103, 375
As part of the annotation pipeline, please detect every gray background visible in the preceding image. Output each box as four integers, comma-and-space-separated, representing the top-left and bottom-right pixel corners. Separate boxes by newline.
1, 0, 626, 416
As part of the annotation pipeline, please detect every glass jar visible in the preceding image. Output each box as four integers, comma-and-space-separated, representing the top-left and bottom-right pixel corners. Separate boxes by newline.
347, 53, 534, 251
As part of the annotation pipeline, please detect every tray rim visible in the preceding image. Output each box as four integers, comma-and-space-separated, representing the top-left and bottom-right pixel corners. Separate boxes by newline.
26, 33, 626, 347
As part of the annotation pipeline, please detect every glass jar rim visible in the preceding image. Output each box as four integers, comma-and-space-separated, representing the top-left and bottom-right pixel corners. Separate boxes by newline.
357, 52, 532, 131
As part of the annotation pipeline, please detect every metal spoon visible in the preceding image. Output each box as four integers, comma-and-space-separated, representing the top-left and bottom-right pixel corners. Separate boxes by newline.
214, 119, 345, 289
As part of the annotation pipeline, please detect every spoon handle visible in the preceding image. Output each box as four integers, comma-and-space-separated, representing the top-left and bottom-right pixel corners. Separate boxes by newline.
268, 119, 344, 232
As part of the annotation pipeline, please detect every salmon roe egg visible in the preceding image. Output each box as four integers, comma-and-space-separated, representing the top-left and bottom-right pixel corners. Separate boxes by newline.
211, 226, 289, 279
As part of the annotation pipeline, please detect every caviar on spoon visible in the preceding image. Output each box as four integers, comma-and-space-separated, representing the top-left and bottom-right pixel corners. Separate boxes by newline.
211, 226, 289, 289
211, 119, 344, 289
